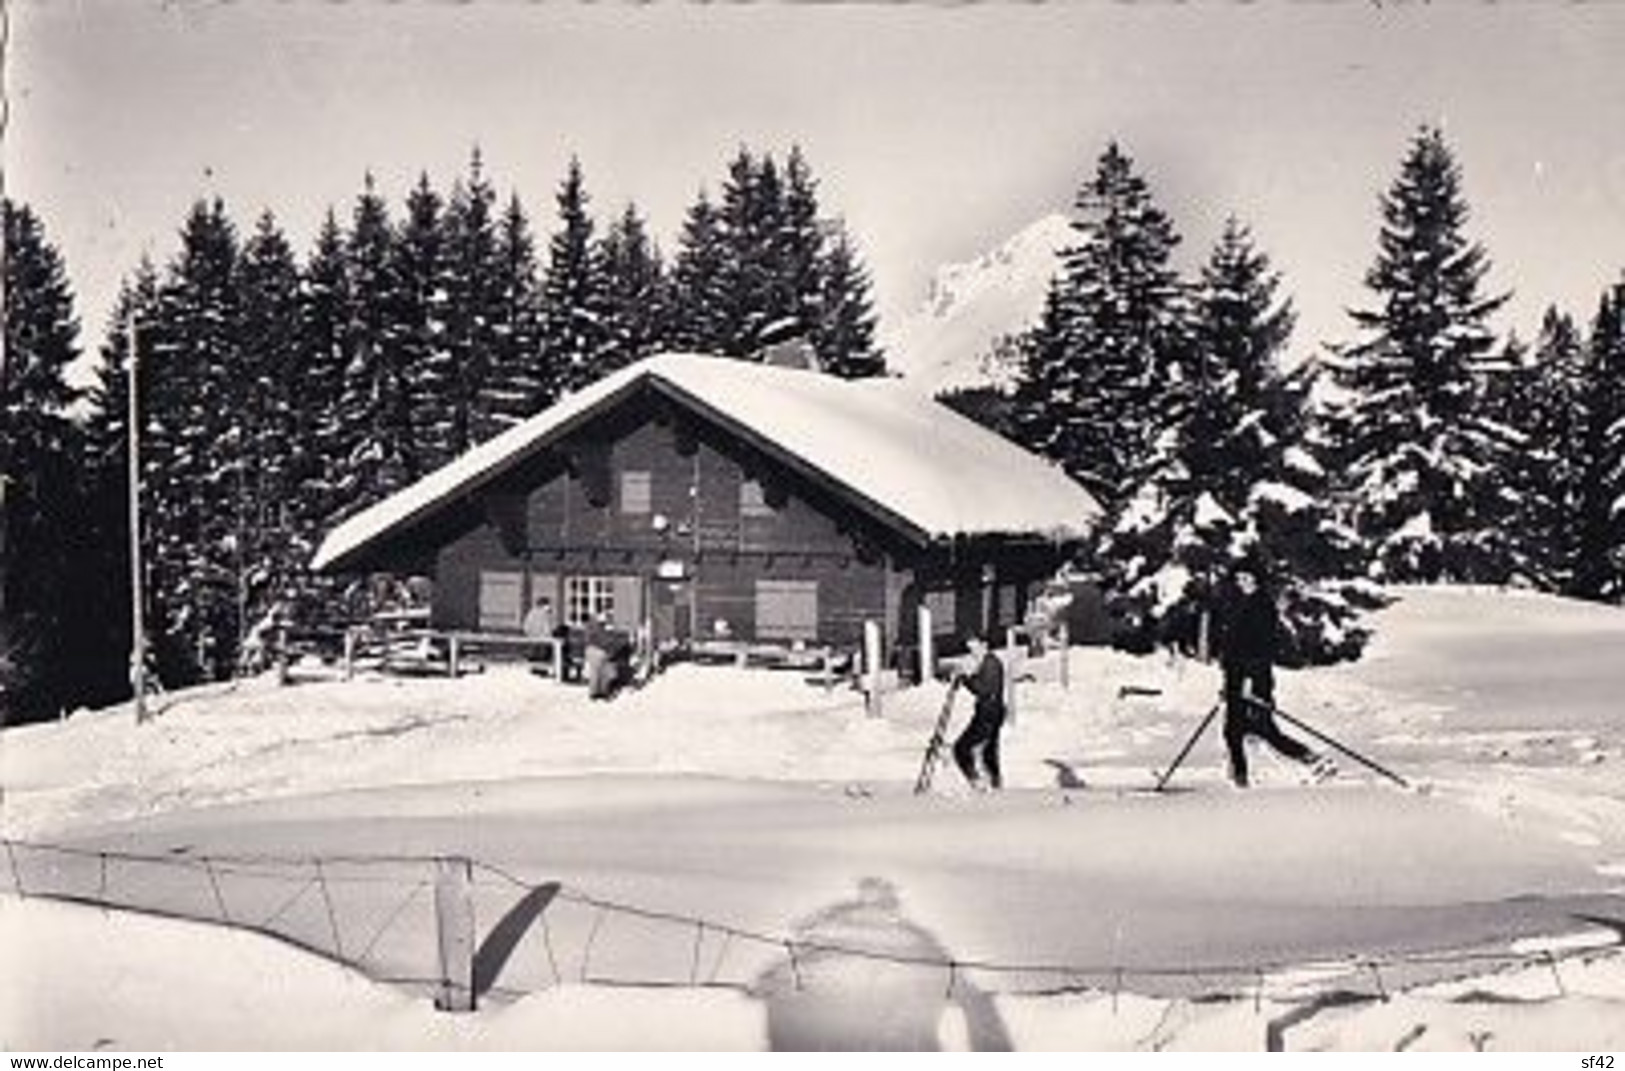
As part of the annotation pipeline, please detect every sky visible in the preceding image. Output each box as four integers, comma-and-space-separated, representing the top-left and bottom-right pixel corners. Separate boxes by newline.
8, 1, 1625, 379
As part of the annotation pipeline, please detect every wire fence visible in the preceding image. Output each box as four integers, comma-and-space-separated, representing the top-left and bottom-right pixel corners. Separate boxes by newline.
3, 835, 1619, 1013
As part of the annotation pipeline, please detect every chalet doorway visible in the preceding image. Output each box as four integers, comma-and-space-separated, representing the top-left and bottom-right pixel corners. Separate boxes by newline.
652, 579, 692, 648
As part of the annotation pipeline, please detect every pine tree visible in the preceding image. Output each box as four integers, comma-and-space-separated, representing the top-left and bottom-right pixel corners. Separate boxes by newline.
812, 224, 885, 378
779, 147, 826, 345
1492, 310, 1582, 590
233, 211, 304, 657
669, 191, 730, 355
335, 174, 413, 513
394, 173, 455, 470
1323, 126, 1517, 583
441, 151, 503, 451
145, 198, 243, 683
539, 157, 607, 395
73, 266, 165, 708
271, 212, 353, 630
598, 203, 668, 372
1570, 282, 1625, 600
296, 211, 352, 534
478, 192, 546, 434
1102, 220, 1368, 664
1011, 142, 1188, 509
1, 200, 85, 721
713, 148, 772, 357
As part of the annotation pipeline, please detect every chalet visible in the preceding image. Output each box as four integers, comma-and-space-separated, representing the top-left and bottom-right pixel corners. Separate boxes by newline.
310, 353, 1102, 668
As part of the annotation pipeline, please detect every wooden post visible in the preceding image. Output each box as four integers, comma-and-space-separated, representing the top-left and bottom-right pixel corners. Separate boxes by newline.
448, 634, 461, 678
275, 625, 290, 687
1058, 622, 1071, 690
917, 605, 935, 686
343, 628, 356, 681
552, 637, 565, 684
820, 646, 833, 694
128, 321, 148, 724
1005, 626, 1019, 726
433, 856, 476, 1012
863, 620, 883, 718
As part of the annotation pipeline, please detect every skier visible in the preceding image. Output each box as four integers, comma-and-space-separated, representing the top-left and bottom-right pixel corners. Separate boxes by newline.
952, 634, 1007, 792
1212, 562, 1332, 787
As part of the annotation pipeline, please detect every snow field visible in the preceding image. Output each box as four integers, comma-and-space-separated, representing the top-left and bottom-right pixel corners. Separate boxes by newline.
6, 894, 1622, 1052
4, 586, 1625, 1049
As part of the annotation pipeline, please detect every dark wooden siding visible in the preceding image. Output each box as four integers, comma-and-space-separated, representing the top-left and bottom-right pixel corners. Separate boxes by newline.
426, 386, 1072, 647
434, 521, 528, 631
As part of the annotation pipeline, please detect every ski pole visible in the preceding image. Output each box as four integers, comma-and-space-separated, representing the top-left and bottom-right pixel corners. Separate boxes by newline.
1154, 702, 1220, 792
1252, 699, 1410, 789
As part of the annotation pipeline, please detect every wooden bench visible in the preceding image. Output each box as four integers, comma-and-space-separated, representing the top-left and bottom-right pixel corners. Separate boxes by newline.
341, 628, 567, 680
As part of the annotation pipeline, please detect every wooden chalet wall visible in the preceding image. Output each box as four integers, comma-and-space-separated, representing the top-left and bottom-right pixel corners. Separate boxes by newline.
428, 383, 1064, 654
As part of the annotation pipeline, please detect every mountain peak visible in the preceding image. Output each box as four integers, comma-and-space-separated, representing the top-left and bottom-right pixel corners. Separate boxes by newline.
884, 213, 1072, 395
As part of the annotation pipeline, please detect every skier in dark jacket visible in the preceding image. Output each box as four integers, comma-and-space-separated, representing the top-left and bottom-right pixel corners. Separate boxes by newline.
1212, 563, 1328, 787
952, 634, 1008, 791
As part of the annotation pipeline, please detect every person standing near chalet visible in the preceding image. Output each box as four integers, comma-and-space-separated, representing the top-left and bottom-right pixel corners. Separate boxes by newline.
1212, 562, 1330, 787
522, 595, 558, 673
952, 634, 1008, 792
581, 611, 624, 705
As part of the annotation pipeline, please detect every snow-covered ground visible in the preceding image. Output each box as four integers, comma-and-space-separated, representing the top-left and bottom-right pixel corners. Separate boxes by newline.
3, 585, 1624, 1050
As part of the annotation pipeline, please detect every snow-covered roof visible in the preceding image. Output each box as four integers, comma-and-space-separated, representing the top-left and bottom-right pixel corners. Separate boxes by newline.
311, 352, 1102, 572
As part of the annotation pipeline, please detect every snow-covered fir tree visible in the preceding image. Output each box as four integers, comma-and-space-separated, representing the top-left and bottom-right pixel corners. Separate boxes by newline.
394, 174, 455, 471
1, 200, 85, 721
539, 158, 608, 396
1011, 142, 1188, 509
673, 146, 882, 372
717, 148, 789, 355
335, 175, 415, 513
440, 152, 504, 451
598, 203, 668, 373
1569, 282, 1625, 600
779, 148, 826, 347
1489, 310, 1581, 591
477, 193, 546, 436
668, 191, 730, 355
812, 224, 885, 378
293, 211, 353, 546
144, 198, 243, 684
232, 211, 306, 655
73, 270, 165, 709
1102, 220, 1371, 664
1322, 126, 1518, 583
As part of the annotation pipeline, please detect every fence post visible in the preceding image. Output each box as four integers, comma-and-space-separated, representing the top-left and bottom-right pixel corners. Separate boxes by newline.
863, 620, 883, 718
434, 856, 476, 1012
917, 605, 934, 686
4, 840, 24, 897
275, 626, 290, 687
820, 646, 834, 694
343, 629, 356, 681
448, 634, 461, 678
1058, 622, 1070, 690
1005, 627, 1019, 726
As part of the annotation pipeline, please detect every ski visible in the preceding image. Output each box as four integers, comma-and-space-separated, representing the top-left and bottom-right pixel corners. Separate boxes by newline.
913, 680, 960, 795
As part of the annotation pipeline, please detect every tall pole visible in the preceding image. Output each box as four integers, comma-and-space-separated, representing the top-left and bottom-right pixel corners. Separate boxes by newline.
128, 320, 148, 724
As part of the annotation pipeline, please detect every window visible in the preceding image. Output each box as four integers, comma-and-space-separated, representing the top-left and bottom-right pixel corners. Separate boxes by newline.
565, 576, 617, 626
478, 571, 525, 631
755, 579, 818, 642
923, 589, 957, 635
621, 471, 651, 515
740, 478, 775, 518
